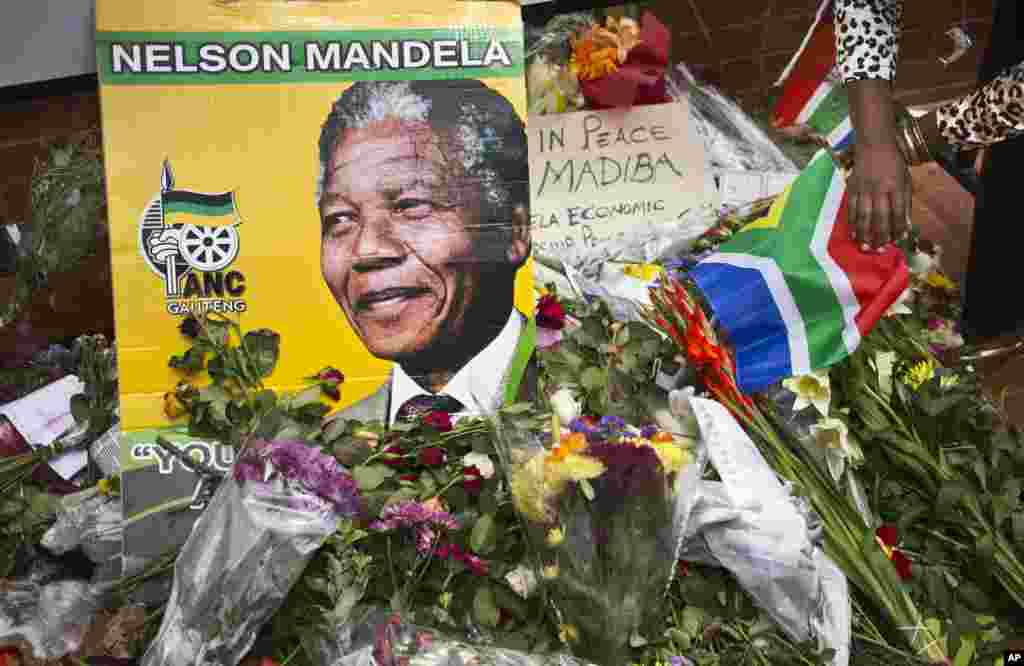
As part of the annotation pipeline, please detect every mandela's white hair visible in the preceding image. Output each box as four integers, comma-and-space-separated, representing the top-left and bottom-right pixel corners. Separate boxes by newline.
315, 80, 529, 228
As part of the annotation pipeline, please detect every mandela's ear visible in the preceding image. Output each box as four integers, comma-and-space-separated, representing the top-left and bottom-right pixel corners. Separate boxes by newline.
507, 204, 531, 268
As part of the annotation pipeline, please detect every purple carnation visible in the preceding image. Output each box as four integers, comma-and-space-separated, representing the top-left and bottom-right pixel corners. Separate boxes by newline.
236, 439, 360, 517
370, 500, 461, 556
598, 415, 626, 434
586, 442, 665, 507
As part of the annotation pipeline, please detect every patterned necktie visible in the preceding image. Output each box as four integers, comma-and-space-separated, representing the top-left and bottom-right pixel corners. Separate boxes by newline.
394, 394, 465, 422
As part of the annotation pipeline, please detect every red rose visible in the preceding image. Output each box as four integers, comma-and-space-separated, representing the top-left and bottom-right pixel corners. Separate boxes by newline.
317, 367, 345, 401
462, 465, 483, 495
417, 446, 447, 466
536, 294, 566, 330
422, 411, 453, 432
317, 367, 345, 384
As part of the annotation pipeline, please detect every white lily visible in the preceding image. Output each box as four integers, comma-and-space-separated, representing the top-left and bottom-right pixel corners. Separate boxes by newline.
549, 387, 581, 425
809, 417, 858, 481
782, 370, 831, 417
461, 452, 495, 479
884, 287, 914, 317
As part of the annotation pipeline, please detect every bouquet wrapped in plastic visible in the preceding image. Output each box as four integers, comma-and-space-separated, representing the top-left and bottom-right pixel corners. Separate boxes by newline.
494, 414, 703, 666
311, 607, 590, 666
141, 439, 360, 666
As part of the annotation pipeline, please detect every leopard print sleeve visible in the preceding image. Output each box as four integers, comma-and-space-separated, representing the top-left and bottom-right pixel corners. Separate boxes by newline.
937, 62, 1024, 147
834, 0, 903, 83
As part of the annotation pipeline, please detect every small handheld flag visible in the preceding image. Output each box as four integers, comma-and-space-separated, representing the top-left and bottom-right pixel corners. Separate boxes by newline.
690, 150, 908, 393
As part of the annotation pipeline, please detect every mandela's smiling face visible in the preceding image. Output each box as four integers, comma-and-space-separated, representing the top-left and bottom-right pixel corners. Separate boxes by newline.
319, 118, 489, 362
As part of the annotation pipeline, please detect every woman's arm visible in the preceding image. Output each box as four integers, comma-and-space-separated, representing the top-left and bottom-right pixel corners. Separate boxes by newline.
836, 0, 910, 250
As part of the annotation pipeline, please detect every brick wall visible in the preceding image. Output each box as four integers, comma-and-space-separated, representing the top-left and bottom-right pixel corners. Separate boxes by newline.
657, 0, 997, 112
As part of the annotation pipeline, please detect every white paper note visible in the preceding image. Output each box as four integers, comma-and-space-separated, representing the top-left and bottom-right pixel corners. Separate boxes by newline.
0, 375, 88, 479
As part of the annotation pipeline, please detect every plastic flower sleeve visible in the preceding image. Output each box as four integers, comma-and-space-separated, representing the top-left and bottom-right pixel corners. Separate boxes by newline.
0, 579, 102, 659
679, 397, 850, 666
493, 413, 701, 665
40, 487, 122, 571
141, 440, 360, 666
313, 606, 589, 666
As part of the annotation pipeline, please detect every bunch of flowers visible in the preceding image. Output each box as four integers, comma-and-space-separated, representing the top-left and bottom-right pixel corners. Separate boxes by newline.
500, 413, 695, 666
524, 7, 670, 114
234, 439, 360, 517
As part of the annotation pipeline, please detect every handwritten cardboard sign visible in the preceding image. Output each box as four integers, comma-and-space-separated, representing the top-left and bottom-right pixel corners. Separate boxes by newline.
529, 98, 712, 260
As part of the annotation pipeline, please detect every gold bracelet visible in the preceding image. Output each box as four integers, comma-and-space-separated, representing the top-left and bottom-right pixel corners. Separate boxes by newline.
901, 120, 927, 166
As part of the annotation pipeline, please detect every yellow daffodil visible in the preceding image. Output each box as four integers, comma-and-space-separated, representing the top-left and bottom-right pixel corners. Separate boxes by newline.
542, 564, 560, 579
903, 359, 936, 390
782, 370, 831, 417
809, 418, 855, 481
97, 478, 112, 496
924, 271, 956, 292
546, 527, 565, 547
558, 624, 579, 643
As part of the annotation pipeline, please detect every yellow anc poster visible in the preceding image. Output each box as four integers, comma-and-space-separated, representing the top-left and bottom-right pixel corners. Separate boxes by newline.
95, 0, 532, 567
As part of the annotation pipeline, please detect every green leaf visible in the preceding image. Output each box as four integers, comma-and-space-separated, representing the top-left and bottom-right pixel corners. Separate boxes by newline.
169, 346, 205, 373
352, 465, 393, 491
976, 533, 995, 566
1013, 512, 1024, 545
69, 393, 90, 425
957, 582, 991, 612
579, 479, 595, 501
937, 481, 971, 516
501, 403, 534, 416
953, 635, 976, 666
291, 386, 323, 409
580, 367, 606, 391
472, 586, 501, 628
322, 416, 350, 443
470, 513, 498, 555
243, 329, 281, 378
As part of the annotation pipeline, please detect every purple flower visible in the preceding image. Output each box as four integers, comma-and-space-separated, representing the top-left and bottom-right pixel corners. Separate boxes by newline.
598, 415, 626, 434
236, 440, 360, 517
371, 500, 461, 532
640, 425, 659, 439
586, 441, 665, 508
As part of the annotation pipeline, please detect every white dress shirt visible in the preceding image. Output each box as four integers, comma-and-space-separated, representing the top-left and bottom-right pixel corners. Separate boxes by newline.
388, 311, 524, 425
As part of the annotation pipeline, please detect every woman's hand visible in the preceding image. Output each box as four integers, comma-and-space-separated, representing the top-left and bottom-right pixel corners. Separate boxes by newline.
846, 79, 913, 250
848, 140, 912, 249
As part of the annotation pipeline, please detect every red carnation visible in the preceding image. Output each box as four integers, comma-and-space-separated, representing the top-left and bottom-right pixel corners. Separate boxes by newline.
462, 465, 483, 495
422, 410, 453, 432
536, 294, 566, 330
417, 446, 447, 467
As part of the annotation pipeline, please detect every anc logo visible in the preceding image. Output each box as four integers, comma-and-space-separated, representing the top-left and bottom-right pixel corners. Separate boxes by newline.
139, 160, 247, 316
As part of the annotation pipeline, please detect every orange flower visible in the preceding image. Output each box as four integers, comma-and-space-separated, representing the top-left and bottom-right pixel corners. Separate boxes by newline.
548, 432, 587, 463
